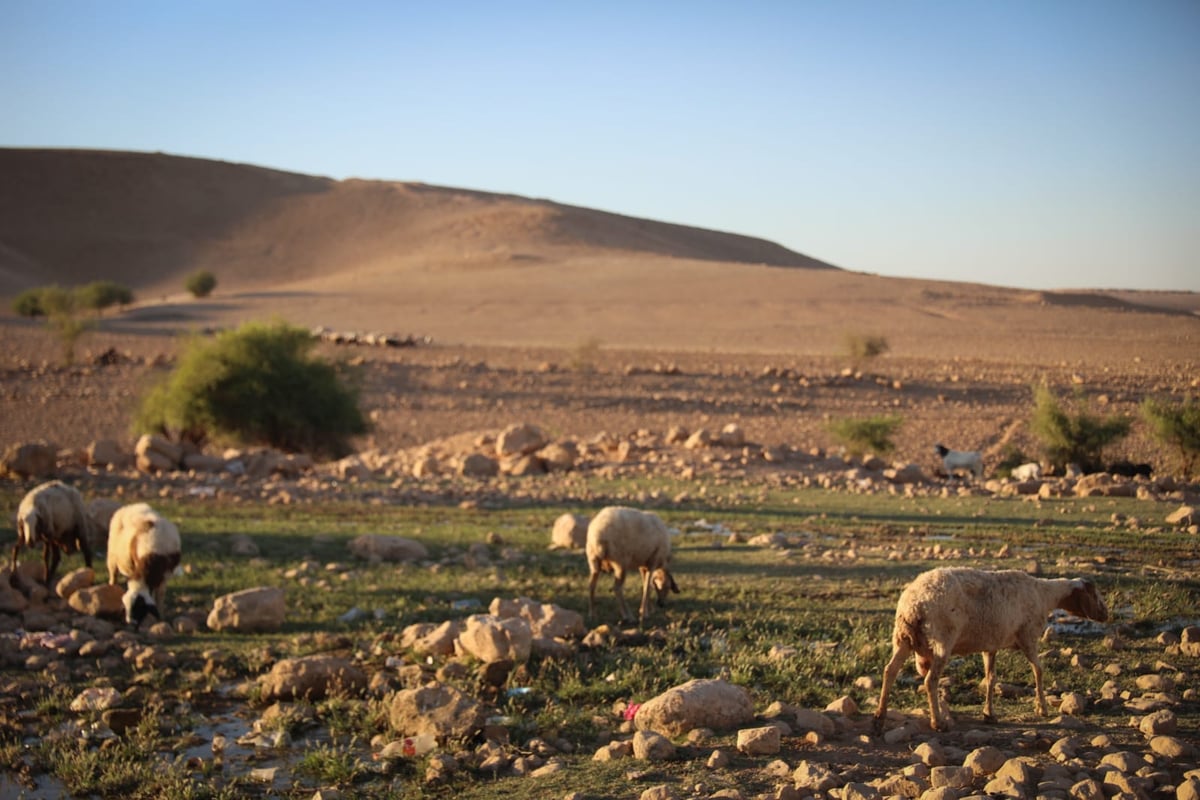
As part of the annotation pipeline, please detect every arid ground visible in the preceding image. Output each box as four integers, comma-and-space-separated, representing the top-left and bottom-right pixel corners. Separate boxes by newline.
1, 149, 1197, 472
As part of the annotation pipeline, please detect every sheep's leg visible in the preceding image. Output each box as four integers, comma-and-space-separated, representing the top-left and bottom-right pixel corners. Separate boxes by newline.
872, 640, 911, 735
43, 544, 60, 587
637, 567, 652, 626
587, 569, 600, 620
922, 650, 951, 731
77, 528, 93, 569
9, 543, 20, 575
981, 651, 998, 722
611, 568, 632, 623
1020, 643, 1048, 716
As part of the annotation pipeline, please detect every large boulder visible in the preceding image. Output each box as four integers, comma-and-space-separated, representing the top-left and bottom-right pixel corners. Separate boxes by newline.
206, 586, 286, 632
400, 620, 462, 657
347, 534, 429, 563
634, 679, 756, 737
1, 441, 56, 479
136, 434, 182, 473
259, 655, 367, 701
459, 453, 499, 478
67, 583, 124, 618
549, 513, 589, 550
489, 596, 584, 640
456, 614, 532, 664
389, 683, 486, 741
495, 423, 548, 458
87, 439, 131, 470
538, 441, 579, 472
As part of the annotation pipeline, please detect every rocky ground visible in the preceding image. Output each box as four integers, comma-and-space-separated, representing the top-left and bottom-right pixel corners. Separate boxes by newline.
1, 316, 1198, 799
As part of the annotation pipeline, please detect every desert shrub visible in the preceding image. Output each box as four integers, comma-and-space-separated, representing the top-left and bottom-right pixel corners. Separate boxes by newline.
1141, 396, 1200, 477
827, 414, 902, 457
185, 269, 218, 298
76, 280, 134, 312
134, 319, 367, 457
570, 337, 603, 372
1030, 384, 1130, 473
12, 287, 50, 317
14, 285, 91, 364
843, 332, 889, 361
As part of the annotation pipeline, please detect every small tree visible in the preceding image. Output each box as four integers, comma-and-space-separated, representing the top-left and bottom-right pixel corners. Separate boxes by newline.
1030, 384, 1130, 473
185, 270, 218, 298
1141, 396, 1200, 477
77, 280, 134, 313
134, 319, 367, 457
827, 414, 902, 457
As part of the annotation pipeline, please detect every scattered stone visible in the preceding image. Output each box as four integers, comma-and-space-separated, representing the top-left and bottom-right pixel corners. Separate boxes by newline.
206, 586, 286, 632
259, 654, 367, 701
347, 534, 429, 563
632, 729, 677, 762
736, 725, 781, 756
389, 683, 485, 740
550, 513, 589, 550
634, 678, 755, 737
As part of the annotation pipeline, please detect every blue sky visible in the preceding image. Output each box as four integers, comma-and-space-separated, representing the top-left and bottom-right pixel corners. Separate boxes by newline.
3, 1, 1198, 291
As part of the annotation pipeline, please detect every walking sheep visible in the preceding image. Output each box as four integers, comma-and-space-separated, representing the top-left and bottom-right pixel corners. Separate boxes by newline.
873, 567, 1108, 733
586, 506, 679, 625
934, 444, 984, 480
107, 502, 182, 625
12, 480, 96, 585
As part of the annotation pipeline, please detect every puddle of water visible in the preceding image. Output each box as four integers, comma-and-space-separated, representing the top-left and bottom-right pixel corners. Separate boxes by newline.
0, 773, 70, 800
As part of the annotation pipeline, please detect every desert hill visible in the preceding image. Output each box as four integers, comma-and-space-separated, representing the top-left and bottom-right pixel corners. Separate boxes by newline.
0, 148, 1196, 359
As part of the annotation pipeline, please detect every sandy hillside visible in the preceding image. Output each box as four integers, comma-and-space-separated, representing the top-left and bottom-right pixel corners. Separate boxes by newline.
1, 147, 1196, 361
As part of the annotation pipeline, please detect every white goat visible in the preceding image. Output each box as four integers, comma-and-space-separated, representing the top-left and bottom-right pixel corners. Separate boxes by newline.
12, 480, 96, 585
586, 506, 679, 625
873, 567, 1108, 733
107, 503, 182, 625
1011, 462, 1042, 481
934, 444, 984, 480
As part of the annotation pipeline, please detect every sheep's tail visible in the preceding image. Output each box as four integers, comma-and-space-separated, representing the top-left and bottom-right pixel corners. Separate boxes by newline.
138, 551, 182, 592
894, 607, 932, 675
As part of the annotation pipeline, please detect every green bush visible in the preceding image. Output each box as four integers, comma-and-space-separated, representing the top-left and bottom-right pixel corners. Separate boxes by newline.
1030, 384, 1130, 473
134, 320, 368, 457
1141, 396, 1200, 477
76, 280, 134, 312
827, 414, 902, 457
12, 287, 50, 317
843, 333, 889, 361
184, 270, 218, 298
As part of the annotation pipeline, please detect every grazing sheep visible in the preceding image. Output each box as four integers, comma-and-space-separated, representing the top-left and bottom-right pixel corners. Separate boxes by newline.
1010, 462, 1042, 481
11, 480, 96, 585
934, 444, 984, 480
107, 503, 182, 625
586, 506, 679, 625
873, 567, 1108, 733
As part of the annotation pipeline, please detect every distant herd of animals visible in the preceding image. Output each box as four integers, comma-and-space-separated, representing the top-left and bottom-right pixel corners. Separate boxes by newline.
7, 439, 1122, 732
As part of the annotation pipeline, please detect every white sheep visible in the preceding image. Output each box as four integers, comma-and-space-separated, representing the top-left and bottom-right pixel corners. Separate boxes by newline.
933, 444, 984, 480
107, 502, 182, 625
11, 480, 96, 585
1011, 462, 1042, 481
586, 506, 679, 625
873, 567, 1108, 733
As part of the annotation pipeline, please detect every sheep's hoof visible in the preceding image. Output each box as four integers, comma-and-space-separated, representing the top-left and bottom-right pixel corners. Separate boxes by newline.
983, 713, 997, 724
871, 716, 886, 736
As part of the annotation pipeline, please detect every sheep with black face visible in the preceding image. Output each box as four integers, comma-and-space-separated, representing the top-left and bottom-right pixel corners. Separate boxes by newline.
107, 502, 182, 625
